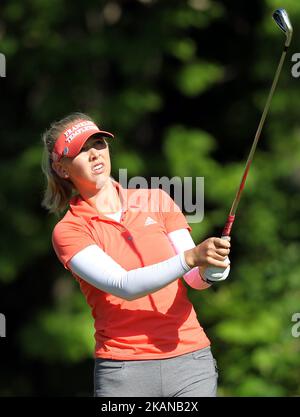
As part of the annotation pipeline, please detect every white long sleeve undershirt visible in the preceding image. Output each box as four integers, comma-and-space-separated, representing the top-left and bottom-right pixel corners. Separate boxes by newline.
69, 245, 190, 301
69, 228, 228, 300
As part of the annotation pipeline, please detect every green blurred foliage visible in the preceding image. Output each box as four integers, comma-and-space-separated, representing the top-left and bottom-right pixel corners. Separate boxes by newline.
0, 0, 300, 396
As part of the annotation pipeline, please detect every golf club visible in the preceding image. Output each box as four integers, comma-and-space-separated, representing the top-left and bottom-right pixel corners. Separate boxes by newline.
221, 8, 293, 238
204, 8, 293, 282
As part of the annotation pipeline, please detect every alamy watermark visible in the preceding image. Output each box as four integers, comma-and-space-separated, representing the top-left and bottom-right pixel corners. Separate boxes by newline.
95, 169, 204, 223
291, 313, 300, 338
0, 53, 6, 78
291, 53, 300, 78
99, 169, 205, 223
0, 313, 6, 337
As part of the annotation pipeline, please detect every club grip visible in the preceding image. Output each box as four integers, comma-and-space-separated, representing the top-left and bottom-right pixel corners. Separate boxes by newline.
222, 214, 235, 237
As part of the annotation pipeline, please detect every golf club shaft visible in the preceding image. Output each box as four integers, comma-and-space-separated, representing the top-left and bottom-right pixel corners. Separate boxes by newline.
222, 45, 289, 237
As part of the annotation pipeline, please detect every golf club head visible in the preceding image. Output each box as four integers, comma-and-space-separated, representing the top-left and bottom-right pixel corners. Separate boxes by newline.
272, 8, 293, 47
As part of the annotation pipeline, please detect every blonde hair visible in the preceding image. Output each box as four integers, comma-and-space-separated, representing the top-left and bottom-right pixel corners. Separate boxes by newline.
41, 112, 94, 215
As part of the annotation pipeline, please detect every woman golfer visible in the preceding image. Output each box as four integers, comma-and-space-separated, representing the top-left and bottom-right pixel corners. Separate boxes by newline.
42, 112, 231, 397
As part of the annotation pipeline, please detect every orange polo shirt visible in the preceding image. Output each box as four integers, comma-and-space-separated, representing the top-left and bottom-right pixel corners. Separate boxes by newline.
52, 182, 210, 359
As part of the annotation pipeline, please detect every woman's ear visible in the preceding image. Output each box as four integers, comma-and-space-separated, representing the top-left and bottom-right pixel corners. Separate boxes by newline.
52, 161, 69, 179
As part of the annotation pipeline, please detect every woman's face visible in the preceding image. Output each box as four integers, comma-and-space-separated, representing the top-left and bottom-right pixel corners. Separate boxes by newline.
57, 135, 112, 192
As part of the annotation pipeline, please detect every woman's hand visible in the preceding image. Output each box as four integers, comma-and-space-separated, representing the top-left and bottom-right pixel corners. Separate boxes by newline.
184, 237, 231, 270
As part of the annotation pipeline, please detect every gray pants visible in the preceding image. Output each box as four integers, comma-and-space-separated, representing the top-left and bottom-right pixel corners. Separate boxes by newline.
94, 346, 218, 397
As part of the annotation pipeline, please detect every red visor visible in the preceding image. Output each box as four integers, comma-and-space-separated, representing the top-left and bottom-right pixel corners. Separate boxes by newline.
52, 120, 114, 161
